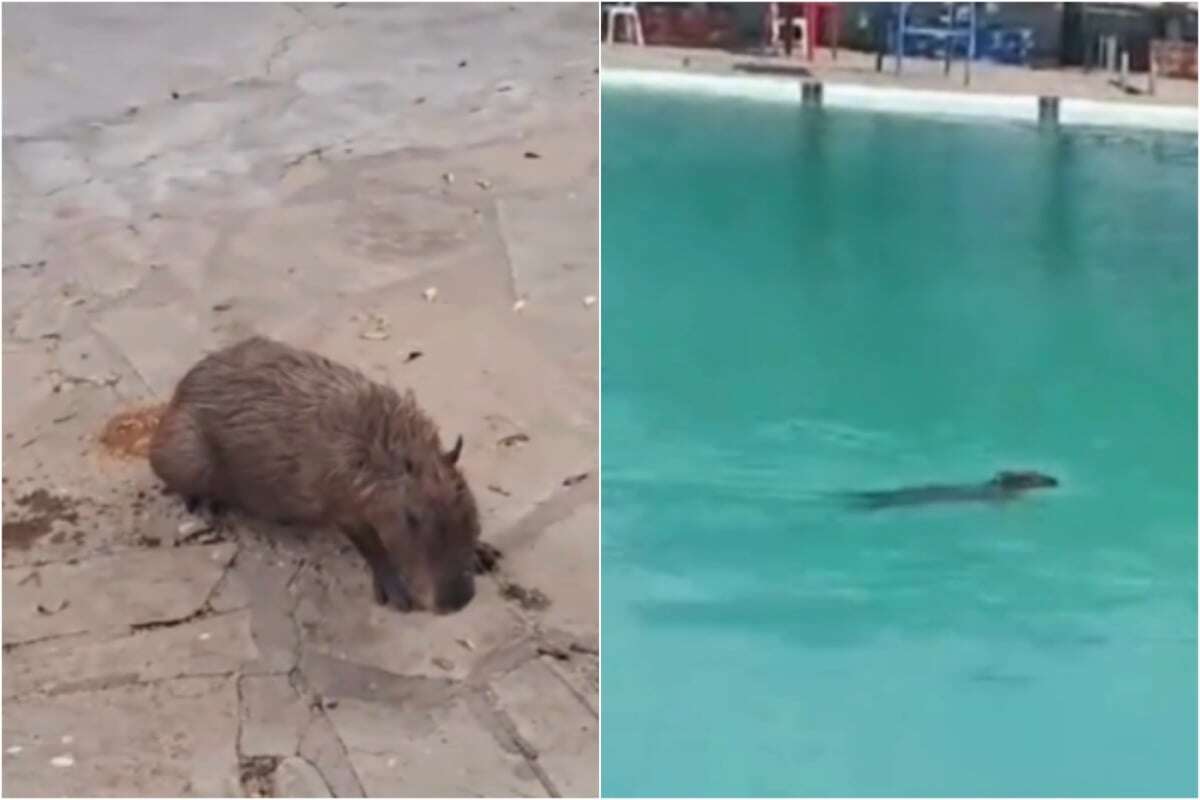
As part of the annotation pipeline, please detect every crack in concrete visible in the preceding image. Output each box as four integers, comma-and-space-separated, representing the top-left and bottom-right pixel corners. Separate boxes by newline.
263, 11, 316, 78
9, 668, 247, 701
466, 687, 561, 798
2, 629, 91, 653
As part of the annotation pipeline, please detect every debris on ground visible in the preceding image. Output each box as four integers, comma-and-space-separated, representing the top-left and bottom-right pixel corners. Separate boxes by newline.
358, 312, 390, 341
99, 406, 165, 459
500, 580, 550, 611
497, 433, 529, 448
239, 756, 280, 797
486, 484, 511, 497
422, 287, 439, 302
36, 598, 70, 615
473, 541, 503, 574
536, 643, 571, 661
562, 471, 589, 487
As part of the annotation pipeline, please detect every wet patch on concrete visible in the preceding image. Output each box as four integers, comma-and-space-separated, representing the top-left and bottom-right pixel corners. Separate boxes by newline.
3, 489, 83, 550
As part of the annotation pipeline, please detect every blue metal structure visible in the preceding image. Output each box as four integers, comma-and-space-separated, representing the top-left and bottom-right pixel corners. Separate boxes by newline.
893, 2, 978, 85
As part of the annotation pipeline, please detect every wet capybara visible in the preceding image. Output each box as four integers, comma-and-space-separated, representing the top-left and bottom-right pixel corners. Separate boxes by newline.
837, 470, 1059, 511
149, 336, 481, 613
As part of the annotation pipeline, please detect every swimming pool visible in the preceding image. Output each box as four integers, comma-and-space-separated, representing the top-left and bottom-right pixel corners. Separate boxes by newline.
601, 90, 1197, 797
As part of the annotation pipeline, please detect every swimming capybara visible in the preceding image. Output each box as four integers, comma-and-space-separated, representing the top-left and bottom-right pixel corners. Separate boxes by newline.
149, 336, 481, 613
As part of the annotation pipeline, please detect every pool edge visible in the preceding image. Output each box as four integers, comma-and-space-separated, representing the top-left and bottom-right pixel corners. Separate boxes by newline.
601, 67, 1199, 133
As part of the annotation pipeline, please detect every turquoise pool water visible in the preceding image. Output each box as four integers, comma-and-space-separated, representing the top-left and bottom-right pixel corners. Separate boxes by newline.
601, 91, 1197, 797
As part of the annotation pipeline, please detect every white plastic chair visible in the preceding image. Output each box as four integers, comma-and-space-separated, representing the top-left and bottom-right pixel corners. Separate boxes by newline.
605, 3, 644, 46
772, 3, 811, 58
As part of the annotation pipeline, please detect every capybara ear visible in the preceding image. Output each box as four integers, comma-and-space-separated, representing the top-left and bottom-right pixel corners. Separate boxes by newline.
444, 435, 463, 466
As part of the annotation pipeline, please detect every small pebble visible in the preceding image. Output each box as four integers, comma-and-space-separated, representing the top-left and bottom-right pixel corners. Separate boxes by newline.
7, 746, 22, 755
50, 755, 74, 768
432, 656, 454, 671
512, 298, 527, 313
422, 287, 438, 303
583, 295, 597, 308
198, 632, 211, 641
60, 736, 73, 745
387, 757, 398, 768
442, 172, 455, 184
475, 178, 492, 190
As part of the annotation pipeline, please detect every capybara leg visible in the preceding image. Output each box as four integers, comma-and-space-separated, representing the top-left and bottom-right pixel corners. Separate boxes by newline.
340, 524, 408, 609
185, 497, 226, 517
150, 406, 216, 503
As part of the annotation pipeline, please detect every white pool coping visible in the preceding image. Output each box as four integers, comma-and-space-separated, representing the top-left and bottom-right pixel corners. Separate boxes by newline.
602, 67, 1199, 133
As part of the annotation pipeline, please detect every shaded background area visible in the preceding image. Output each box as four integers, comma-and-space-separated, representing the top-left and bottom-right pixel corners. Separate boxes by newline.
601, 91, 1196, 797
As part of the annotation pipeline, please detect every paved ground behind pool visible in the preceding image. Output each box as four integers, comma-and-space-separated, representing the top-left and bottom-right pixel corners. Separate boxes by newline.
2, 4, 598, 796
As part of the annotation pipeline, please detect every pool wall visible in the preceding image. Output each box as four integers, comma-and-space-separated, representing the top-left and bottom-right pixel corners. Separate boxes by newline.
601, 67, 1198, 133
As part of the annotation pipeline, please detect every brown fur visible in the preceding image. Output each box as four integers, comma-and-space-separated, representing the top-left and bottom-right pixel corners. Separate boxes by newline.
149, 336, 480, 613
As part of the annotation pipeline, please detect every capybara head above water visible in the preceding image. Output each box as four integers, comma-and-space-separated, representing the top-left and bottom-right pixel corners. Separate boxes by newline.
990, 470, 1059, 492
149, 336, 481, 614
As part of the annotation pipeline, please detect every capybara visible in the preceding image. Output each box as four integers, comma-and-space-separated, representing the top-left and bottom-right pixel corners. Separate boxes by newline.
149, 336, 481, 613
836, 470, 1059, 511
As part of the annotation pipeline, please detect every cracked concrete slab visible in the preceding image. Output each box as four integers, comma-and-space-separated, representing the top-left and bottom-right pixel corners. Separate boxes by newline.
3, 544, 236, 645
274, 756, 335, 798
4, 3, 597, 796
491, 659, 600, 799
326, 696, 547, 798
4, 609, 256, 700
3, 676, 242, 797
238, 674, 312, 759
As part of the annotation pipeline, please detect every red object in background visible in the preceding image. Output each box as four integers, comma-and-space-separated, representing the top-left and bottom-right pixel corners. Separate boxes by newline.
802, 3, 841, 61
638, 4, 738, 48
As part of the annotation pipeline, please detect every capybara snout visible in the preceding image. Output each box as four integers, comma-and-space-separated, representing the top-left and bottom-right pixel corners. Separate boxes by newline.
150, 335, 483, 614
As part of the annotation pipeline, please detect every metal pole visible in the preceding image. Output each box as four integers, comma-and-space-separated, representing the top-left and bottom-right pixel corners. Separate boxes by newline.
1149, 44, 1158, 95
943, 3, 953, 76
964, 1, 975, 87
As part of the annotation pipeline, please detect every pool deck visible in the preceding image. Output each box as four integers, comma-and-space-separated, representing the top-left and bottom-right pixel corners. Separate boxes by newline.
603, 45, 1199, 130
3, 4, 597, 797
